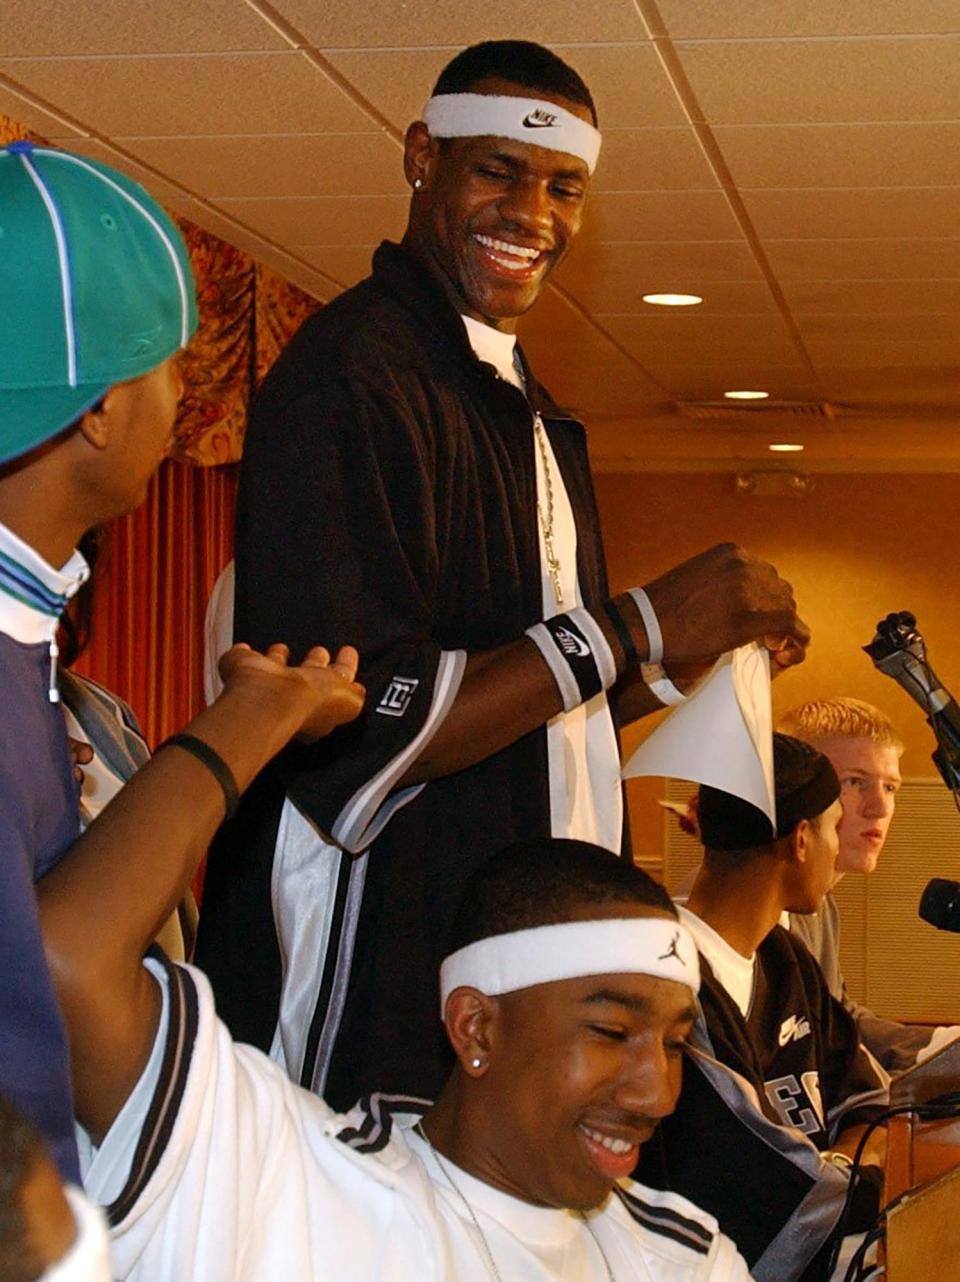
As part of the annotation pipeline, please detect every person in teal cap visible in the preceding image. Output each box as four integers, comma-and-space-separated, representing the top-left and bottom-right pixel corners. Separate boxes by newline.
0, 140, 197, 1182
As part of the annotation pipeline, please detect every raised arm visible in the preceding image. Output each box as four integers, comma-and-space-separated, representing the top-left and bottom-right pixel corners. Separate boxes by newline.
37, 644, 364, 1141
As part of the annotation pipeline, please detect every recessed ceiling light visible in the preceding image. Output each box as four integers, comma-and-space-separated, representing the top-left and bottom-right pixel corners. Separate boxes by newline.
642, 293, 703, 307
724, 390, 769, 400
768, 443, 804, 453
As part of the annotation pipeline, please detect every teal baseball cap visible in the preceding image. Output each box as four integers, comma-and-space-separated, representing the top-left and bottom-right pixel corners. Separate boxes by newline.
0, 142, 198, 465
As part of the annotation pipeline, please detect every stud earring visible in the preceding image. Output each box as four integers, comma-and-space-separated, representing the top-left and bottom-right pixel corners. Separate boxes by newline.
413, 177, 423, 190
470, 1057, 483, 1070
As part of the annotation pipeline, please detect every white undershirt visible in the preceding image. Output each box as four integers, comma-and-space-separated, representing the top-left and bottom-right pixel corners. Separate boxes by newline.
461, 316, 622, 853
677, 906, 756, 1018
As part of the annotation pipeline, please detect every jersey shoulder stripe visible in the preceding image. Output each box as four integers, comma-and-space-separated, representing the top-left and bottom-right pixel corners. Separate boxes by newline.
334, 1092, 431, 1154
616, 1185, 714, 1255
107, 950, 199, 1226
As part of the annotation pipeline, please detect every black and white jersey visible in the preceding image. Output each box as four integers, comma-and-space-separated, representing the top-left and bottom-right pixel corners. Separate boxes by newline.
82, 957, 750, 1282
636, 922, 889, 1282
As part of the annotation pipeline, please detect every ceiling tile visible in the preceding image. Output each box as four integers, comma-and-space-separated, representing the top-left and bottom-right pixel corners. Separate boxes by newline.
805, 336, 960, 367
0, 52, 375, 137
785, 280, 960, 315
289, 245, 377, 288
275, 0, 646, 49
213, 193, 408, 245
764, 238, 960, 282
743, 188, 960, 240
657, 1, 960, 39
600, 312, 801, 364
555, 240, 764, 302
118, 132, 405, 198
715, 122, 960, 189
0, 83, 85, 139
657, 368, 820, 403
0, 0, 287, 56
580, 190, 741, 243
818, 367, 960, 403
799, 313, 958, 340
675, 37, 960, 125
32, 136, 201, 217
324, 43, 688, 132
591, 128, 718, 193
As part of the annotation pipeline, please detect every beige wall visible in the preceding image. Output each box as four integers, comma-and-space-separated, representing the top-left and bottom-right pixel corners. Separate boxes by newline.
593, 471, 960, 867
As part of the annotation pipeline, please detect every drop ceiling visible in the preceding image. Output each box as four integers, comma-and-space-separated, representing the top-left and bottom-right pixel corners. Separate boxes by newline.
2, 0, 960, 471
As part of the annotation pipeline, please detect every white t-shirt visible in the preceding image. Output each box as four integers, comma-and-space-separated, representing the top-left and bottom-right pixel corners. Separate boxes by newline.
461, 316, 622, 854
677, 906, 756, 1018
80, 960, 749, 1282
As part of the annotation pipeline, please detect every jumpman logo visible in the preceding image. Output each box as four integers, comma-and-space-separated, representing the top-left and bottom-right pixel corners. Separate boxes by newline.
658, 930, 686, 966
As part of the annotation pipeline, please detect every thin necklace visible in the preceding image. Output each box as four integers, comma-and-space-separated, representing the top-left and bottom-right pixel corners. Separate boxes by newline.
415, 1124, 618, 1281
533, 412, 565, 609
509, 350, 564, 609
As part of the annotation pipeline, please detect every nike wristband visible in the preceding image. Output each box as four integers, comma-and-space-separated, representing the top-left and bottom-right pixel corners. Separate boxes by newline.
526, 608, 617, 713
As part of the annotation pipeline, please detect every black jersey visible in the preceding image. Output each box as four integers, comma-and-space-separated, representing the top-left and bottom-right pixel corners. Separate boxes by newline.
637, 923, 888, 1282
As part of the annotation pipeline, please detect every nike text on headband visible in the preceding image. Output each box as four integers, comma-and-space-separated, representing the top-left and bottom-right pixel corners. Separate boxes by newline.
421, 94, 602, 174
439, 917, 700, 1015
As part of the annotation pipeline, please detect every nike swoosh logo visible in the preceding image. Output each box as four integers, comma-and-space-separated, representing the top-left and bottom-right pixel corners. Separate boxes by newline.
523, 112, 557, 129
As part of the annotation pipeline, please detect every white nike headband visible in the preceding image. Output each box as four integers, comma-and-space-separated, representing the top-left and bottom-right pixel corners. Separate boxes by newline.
439, 917, 700, 1014
422, 93, 602, 174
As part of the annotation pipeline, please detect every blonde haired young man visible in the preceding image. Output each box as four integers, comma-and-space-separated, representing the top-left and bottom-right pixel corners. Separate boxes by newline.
779, 697, 958, 1071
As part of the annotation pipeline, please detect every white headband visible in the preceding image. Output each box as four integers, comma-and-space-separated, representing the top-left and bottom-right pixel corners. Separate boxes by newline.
422, 93, 602, 174
439, 917, 700, 1014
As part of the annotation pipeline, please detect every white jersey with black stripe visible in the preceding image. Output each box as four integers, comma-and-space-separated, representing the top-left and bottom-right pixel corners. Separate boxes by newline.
80, 958, 750, 1282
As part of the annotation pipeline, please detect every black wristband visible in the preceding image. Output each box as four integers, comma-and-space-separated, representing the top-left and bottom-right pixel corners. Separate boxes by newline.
525, 607, 617, 712
159, 733, 240, 821
603, 597, 638, 670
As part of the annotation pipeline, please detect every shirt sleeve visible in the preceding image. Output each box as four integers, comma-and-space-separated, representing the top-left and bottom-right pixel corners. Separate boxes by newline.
235, 378, 466, 853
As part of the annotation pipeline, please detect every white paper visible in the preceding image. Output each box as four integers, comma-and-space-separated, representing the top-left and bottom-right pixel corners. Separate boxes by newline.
622, 643, 776, 826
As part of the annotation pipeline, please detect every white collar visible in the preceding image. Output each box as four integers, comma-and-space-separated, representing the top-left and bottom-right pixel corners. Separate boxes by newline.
0, 520, 89, 643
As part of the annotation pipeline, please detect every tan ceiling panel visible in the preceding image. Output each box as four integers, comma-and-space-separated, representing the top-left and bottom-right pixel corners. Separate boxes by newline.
786, 280, 960, 316
0, 0, 287, 56
274, 0, 646, 49
657, 1, 960, 39
799, 313, 958, 342
675, 37, 960, 125
590, 128, 718, 193
743, 188, 960, 240
213, 194, 408, 245
121, 132, 404, 198
556, 251, 772, 313
580, 191, 742, 243
325, 43, 688, 133
654, 368, 820, 403
556, 239, 764, 294
599, 313, 800, 364
764, 238, 960, 282
33, 136, 201, 219
289, 245, 378, 289
805, 336, 960, 367
0, 83, 85, 140
715, 123, 960, 190
818, 367, 960, 403
0, 52, 375, 137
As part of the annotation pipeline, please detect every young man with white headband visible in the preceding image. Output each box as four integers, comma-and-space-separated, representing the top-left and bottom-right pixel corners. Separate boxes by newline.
198, 37, 810, 1116
636, 736, 889, 1282
38, 800, 750, 1278
0, 140, 196, 1185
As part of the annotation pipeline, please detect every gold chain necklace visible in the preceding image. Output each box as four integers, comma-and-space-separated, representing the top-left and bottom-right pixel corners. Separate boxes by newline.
533, 411, 565, 609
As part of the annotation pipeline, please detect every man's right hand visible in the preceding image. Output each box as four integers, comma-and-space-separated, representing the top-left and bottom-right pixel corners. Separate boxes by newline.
219, 642, 365, 742
639, 543, 810, 669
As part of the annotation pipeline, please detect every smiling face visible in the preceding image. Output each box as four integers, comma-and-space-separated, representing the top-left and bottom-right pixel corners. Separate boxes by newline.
469, 908, 697, 1211
814, 737, 902, 875
403, 76, 591, 331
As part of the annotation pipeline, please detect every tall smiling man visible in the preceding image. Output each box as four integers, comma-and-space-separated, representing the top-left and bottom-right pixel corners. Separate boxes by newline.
197, 40, 810, 1109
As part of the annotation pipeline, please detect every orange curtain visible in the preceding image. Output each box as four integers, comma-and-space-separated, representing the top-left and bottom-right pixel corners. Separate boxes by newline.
73, 462, 238, 747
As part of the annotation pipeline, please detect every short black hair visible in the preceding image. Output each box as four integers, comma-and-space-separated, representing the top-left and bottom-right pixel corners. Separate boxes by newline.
432, 41, 598, 127
448, 838, 675, 954
0, 1094, 48, 1282
699, 733, 840, 853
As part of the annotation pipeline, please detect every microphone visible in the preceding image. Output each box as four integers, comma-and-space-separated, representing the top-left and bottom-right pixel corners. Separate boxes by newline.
919, 878, 960, 934
864, 611, 960, 790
